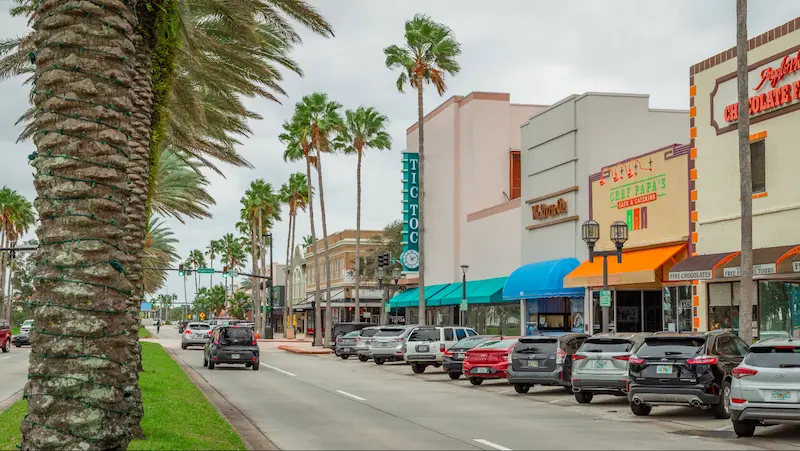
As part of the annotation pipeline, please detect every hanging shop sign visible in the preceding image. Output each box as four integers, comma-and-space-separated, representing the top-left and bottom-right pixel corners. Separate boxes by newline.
401, 152, 420, 273
794, 261, 800, 273
711, 46, 800, 134
723, 263, 777, 278
669, 270, 713, 281
531, 198, 568, 220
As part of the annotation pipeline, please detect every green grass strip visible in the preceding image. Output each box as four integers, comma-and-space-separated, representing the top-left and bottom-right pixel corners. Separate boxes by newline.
138, 327, 151, 338
0, 342, 245, 450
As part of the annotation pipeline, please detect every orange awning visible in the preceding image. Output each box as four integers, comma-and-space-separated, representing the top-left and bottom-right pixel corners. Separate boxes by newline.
564, 244, 687, 288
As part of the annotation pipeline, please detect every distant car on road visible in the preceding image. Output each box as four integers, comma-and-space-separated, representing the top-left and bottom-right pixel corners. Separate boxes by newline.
443, 335, 499, 380
571, 332, 651, 403
507, 332, 589, 394
181, 322, 212, 349
331, 322, 373, 347
462, 337, 520, 385
20, 319, 34, 335
730, 337, 800, 437
355, 326, 381, 362
369, 325, 420, 365
404, 326, 477, 374
335, 330, 361, 359
204, 325, 259, 370
0, 319, 10, 353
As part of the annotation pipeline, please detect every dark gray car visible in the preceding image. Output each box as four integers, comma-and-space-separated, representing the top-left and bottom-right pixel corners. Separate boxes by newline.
508, 332, 589, 394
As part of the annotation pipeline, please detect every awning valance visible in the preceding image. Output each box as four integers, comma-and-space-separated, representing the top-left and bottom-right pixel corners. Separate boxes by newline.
469, 277, 507, 304
389, 288, 417, 308
427, 283, 461, 307
564, 244, 686, 288
668, 251, 739, 281
503, 258, 584, 300
669, 245, 800, 281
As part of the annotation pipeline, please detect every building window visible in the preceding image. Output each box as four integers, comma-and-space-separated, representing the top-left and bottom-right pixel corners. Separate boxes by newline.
509, 151, 521, 200
751, 140, 766, 193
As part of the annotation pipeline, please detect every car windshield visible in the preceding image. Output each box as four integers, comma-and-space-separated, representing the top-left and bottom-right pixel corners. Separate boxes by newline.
638, 337, 706, 357
408, 329, 439, 342
222, 328, 252, 341
580, 338, 633, 353
22, 320, 34, 326
515, 338, 558, 354
744, 345, 800, 368
189, 323, 209, 330
361, 329, 379, 338
343, 331, 360, 338
477, 339, 518, 349
453, 337, 491, 349
375, 328, 405, 337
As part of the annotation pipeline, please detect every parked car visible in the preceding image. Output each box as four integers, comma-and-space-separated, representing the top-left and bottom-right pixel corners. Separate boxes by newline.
0, 319, 10, 353
404, 326, 478, 373
508, 332, 589, 394
20, 319, 34, 335
444, 335, 499, 380
335, 330, 362, 359
11, 333, 30, 348
181, 322, 212, 349
204, 325, 259, 370
369, 325, 420, 365
730, 337, 800, 437
332, 322, 373, 347
571, 332, 651, 403
355, 326, 381, 362
462, 337, 520, 385
627, 329, 748, 418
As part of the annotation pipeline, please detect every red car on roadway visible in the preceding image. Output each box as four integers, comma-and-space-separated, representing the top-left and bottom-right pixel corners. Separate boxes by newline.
462, 337, 519, 386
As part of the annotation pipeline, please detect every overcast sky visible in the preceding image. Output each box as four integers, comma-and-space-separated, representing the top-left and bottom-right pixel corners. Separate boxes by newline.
1, 0, 799, 305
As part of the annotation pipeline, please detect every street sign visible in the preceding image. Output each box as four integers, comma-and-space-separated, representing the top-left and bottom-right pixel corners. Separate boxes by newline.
198, 268, 214, 274
199, 312, 205, 320
230, 270, 238, 278
186, 314, 193, 319
599, 290, 612, 307
460, 299, 468, 312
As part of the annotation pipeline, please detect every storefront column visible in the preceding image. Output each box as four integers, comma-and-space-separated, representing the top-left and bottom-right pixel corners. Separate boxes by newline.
583, 288, 591, 334
520, 299, 525, 336
695, 281, 708, 332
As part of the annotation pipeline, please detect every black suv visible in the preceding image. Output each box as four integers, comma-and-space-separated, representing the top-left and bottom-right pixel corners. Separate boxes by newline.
507, 332, 589, 394
204, 326, 260, 370
627, 330, 748, 418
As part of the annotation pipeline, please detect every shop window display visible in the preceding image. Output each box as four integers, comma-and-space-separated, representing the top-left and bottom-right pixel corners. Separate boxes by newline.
469, 304, 521, 336
663, 286, 693, 332
708, 281, 758, 334
759, 281, 800, 339
526, 297, 581, 335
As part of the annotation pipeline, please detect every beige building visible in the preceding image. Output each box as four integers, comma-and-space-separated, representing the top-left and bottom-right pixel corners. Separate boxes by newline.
668, 17, 800, 338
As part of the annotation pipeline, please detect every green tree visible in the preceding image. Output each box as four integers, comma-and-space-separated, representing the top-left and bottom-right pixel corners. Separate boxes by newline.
229, 290, 251, 319
337, 106, 392, 322
0, 187, 34, 320
384, 15, 461, 325
142, 217, 180, 294
206, 239, 223, 288
280, 172, 309, 335
150, 148, 215, 222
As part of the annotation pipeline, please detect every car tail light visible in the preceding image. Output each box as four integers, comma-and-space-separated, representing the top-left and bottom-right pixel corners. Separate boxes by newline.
556, 348, 566, 364
613, 355, 631, 361
507, 353, 513, 364
628, 356, 644, 365
572, 355, 587, 361
686, 355, 718, 365
356, 336, 361, 343
252, 356, 258, 362
185, 330, 191, 334
402, 345, 407, 354
337, 338, 343, 344
440, 343, 446, 352
774, 346, 797, 350
732, 367, 758, 379
444, 350, 453, 357
731, 398, 746, 404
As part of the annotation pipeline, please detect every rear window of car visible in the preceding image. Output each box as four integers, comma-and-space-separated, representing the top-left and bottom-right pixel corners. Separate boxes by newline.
453, 337, 489, 349
409, 329, 440, 342
222, 328, 252, 340
375, 328, 405, 337
343, 331, 360, 338
637, 337, 705, 357
477, 339, 518, 349
189, 323, 210, 330
515, 338, 558, 353
744, 346, 800, 368
361, 328, 379, 338
22, 320, 34, 326
580, 338, 633, 353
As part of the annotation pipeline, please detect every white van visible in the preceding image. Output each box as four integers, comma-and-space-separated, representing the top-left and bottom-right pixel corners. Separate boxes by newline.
403, 326, 477, 373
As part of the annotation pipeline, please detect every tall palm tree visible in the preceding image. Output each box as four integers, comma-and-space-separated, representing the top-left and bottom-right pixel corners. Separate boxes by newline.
187, 249, 207, 294
338, 107, 392, 322
142, 217, 180, 294
206, 239, 222, 288
735, 0, 754, 343
302, 234, 313, 248
384, 15, 461, 325
0, 187, 34, 320
150, 147, 215, 222
280, 172, 309, 335
295, 92, 344, 346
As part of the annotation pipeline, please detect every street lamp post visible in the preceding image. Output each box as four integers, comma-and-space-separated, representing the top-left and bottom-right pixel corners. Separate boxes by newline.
581, 220, 628, 333
460, 265, 469, 327
389, 266, 402, 325
377, 266, 386, 325
262, 232, 274, 339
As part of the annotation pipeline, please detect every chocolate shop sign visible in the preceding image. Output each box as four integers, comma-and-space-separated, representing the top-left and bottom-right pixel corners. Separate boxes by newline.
531, 198, 568, 220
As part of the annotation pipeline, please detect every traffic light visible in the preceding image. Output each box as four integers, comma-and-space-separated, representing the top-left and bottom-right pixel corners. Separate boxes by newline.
178, 264, 185, 276
222, 266, 228, 278
378, 252, 390, 268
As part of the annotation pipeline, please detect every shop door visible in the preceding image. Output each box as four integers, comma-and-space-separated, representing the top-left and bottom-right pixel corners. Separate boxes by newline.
615, 291, 641, 332
642, 291, 663, 332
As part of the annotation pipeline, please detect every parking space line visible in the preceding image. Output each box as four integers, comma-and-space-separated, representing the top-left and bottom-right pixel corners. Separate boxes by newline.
714, 424, 732, 431
261, 364, 296, 377
473, 439, 512, 451
548, 398, 567, 404
0, 357, 9, 361
336, 390, 366, 401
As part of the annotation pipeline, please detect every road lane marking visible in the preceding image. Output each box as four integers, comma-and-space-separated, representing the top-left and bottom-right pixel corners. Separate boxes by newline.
714, 424, 732, 431
0, 357, 9, 361
261, 364, 296, 377
473, 439, 512, 451
336, 390, 366, 401
548, 398, 567, 404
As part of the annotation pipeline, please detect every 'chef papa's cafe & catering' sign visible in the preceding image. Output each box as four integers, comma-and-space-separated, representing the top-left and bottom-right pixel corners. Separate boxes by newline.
401, 153, 420, 273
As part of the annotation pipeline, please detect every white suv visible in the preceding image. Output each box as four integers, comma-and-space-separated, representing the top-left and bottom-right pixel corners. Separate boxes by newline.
404, 326, 477, 374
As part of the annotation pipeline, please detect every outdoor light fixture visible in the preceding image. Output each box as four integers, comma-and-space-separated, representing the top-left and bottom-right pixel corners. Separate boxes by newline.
581, 220, 600, 262
392, 267, 402, 280
610, 221, 628, 262
376, 267, 386, 281
580, 220, 629, 334
461, 264, 469, 276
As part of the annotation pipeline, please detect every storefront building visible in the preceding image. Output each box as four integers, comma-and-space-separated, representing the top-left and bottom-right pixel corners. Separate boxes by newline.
511, 92, 688, 334
668, 17, 800, 338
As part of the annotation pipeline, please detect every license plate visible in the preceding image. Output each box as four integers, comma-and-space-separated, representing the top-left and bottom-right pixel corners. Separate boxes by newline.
416, 345, 429, 352
472, 367, 489, 374
527, 360, 539, 368
771, 391, 791, 401
592, 360, 608, 369
231, 354, 240, 359
656, 365, 673, 374
454, 353, 464, 359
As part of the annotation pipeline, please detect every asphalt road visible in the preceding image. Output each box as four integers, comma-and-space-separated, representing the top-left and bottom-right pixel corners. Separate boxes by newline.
0, 345, 29, 405
151, 326, 800, 451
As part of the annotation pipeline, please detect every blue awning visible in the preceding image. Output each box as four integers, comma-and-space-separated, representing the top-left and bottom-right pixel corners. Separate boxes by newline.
503, 258, 584, 301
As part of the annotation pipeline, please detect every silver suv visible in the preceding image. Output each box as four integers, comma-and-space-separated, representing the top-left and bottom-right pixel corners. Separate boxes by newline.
571, 332, 651, 403
355, 326, 381, 362
730, 338, 800, 437
369, 325, 419, 365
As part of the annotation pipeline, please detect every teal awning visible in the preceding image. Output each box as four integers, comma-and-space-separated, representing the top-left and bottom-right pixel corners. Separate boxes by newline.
441, 279, 490, 306
468, 277, 508, 304
427, 283, 462, 307
389, 288, 417, 308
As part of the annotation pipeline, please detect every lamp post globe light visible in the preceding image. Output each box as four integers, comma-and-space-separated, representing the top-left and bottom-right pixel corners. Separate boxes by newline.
580, 220, 629, 333
460, 265, 469, 327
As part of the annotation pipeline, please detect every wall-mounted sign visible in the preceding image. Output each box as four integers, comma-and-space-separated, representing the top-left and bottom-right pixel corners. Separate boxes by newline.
723, 263, 777, 278
401, 152, 419, 272
531, 198, 568, 220
711, 46, 800, 134
794, 261, 800, 273
669, 270, 713, 281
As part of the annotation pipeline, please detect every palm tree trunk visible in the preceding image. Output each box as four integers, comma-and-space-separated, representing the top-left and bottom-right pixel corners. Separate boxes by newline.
22, 0, 139, 447
306, 157, 323, 346
354, 149, 362, 323
285, 210, 293, 335
259, 210, 268, 336
0, 230, 6, 321
736, 0, 754, 343
416, 75, 426, 325
315, 149, 333, 346
289, 212, 297, 336
209, 255, 214, 288
251, 222, 261, 330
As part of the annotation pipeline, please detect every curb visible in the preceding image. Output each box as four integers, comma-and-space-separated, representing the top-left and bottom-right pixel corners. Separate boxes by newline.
164, 347, 279, 450
0, 389, 23, 412
258, 339, 312, 343
277, 345, 332, 355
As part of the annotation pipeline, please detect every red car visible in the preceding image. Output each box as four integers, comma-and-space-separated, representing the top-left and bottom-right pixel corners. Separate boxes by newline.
0, 319, 11, 353
462, 337, 519, 386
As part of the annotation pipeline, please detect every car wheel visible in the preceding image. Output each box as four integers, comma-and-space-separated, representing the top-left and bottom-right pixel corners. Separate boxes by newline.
208, 360, 215, 370
564, 386, 574, 395
203, 356, 208, 367
713, 380, 732, 419
374, 358, 385, 365
732, 419, 756, 437
181, 344, 187, 350
433, 363, 442, 368
514, 384, 531, 394
358, 355, 368, 362
411, 364, 426, 374
252, 361, 259, 371
574, 391, 593, 404
448, 372, 461, 380
340, 355, 350, 360
2, 340, 9, 353
629, 401, 652, 416
469, 377, 483, 386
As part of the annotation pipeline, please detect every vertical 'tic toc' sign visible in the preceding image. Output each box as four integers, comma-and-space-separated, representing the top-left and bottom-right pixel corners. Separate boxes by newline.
401, 152, 420, 272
